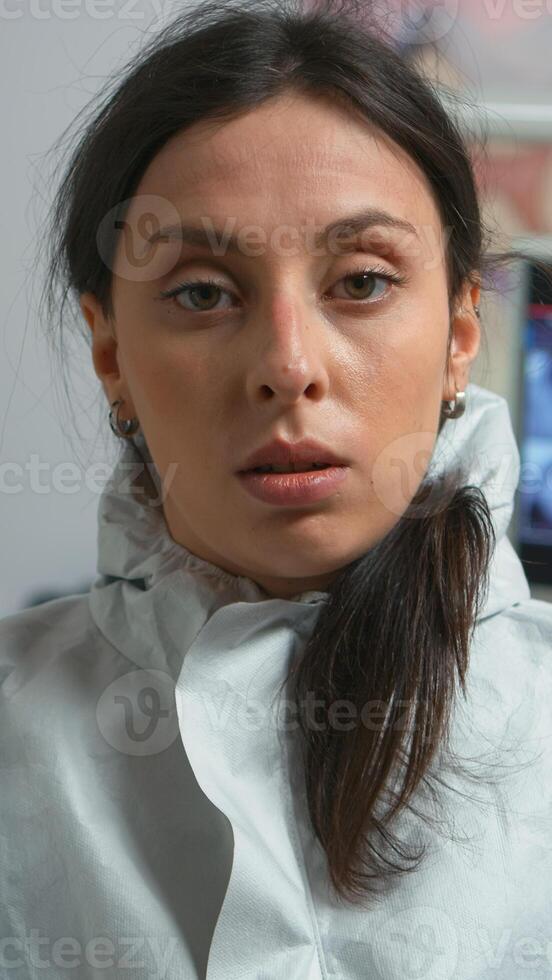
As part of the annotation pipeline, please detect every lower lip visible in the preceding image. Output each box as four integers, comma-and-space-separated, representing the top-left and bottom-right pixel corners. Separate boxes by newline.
237, 466, 349, 506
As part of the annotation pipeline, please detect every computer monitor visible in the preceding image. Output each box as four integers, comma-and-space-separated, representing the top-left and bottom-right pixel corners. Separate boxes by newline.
517, 256, 552, 585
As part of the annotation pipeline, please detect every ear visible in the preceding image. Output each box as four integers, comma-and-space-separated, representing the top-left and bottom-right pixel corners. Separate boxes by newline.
443, 279, 481, 401
80, 292, 135, 414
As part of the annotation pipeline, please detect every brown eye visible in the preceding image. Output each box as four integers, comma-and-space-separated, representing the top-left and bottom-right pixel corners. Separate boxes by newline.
159, 277, 234, 311
330, 266, 405, 304
179, 283, 221, 310
158, 265, 409, 313
342, 272, 382, 301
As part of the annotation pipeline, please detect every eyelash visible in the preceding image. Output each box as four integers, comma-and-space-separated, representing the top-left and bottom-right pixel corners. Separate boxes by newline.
158, 264, 410, 311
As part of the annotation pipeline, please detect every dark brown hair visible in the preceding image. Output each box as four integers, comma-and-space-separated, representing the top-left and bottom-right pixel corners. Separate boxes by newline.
39, 0, 550, 906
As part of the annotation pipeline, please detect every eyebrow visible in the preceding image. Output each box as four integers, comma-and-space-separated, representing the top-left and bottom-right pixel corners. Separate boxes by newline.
146, 207, 419, 251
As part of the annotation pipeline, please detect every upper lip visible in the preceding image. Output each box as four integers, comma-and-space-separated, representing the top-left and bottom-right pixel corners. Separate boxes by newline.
238, 437, 348, 472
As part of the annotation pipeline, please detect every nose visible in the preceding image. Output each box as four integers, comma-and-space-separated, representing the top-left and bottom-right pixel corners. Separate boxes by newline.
244, 291, 330, 405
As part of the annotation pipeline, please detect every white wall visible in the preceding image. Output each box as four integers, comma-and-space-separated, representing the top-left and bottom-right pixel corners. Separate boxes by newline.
0, 1, 176, 617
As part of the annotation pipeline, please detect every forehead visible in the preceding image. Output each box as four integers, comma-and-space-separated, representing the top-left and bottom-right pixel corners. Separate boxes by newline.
132, 92, 441, 236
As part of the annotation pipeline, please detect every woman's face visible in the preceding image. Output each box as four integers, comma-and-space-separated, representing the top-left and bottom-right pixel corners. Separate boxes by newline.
81, 91, 480, 599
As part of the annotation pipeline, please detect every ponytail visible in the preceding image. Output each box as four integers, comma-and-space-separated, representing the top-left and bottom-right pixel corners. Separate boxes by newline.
277, 466, 496, 905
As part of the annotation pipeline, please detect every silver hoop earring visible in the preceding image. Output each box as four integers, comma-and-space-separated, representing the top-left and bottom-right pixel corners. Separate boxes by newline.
441, 389, 466, 420
108, 399, 140, 439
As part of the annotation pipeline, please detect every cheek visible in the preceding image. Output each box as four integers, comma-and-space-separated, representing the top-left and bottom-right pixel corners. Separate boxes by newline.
380, 311, 449, 405
353, 325, 448, 522
369, 423, 438, 524
122, 331, 208, 415
356, 322, 446, 414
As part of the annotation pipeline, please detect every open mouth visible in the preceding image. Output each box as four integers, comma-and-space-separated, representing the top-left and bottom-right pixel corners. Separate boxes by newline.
247, 462, 333, 474
237, 460, 349, 504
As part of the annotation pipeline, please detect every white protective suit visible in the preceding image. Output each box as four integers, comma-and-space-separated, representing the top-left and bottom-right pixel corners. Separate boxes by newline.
1, 381, 551, 980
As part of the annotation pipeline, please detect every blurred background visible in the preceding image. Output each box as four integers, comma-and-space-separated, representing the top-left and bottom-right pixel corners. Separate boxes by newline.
1, 0, 551, 615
